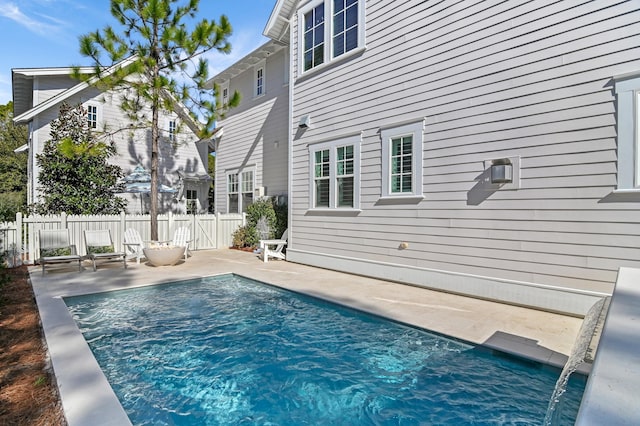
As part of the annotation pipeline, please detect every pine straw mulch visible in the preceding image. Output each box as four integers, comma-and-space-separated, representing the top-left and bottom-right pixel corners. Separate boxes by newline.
0, 265, 66, 426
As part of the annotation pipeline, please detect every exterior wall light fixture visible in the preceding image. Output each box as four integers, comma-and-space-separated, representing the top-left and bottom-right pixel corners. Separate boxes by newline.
299, 114, 311, 128
490, 158, 513, 184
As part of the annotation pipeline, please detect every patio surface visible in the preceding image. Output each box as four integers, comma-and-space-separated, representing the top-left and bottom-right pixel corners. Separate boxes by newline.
29, 248, 586, 426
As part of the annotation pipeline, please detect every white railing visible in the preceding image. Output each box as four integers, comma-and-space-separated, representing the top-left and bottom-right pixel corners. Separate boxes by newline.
0, 212, 246, 266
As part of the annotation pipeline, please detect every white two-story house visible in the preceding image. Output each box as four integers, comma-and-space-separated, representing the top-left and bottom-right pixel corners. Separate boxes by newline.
12, 61, 212, 214
209, 39, 289, 214
260, 0, 640, 315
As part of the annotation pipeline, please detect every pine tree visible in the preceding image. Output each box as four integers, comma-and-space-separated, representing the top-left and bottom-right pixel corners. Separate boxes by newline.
75, 0, 239, 239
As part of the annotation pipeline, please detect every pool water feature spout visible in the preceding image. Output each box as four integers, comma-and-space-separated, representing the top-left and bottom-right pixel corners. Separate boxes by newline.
544, 296, 610, 425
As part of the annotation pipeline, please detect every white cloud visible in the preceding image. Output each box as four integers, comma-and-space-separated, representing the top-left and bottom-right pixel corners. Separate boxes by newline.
0, 1, 61, 35
0, 72, 11, 104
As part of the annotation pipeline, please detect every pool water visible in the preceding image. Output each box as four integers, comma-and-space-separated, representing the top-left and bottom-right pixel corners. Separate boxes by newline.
65, 274, 586, 425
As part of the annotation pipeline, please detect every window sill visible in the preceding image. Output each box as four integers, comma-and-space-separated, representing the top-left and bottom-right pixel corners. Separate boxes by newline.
375, 195, 424, 206
305, 208, 362, 216
613, 188, 640, 193
296, 46, 366, 83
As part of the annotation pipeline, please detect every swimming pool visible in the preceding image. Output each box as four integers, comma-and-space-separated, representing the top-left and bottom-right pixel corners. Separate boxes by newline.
65, 274, 585, 425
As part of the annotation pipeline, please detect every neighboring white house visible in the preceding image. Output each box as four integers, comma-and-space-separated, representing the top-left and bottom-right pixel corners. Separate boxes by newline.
260, 0, 640, 315
12, 60, 212, 214
208, 39, 289, 214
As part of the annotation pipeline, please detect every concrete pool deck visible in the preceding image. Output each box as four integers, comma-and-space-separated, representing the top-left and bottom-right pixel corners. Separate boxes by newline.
30, 248, 587, 426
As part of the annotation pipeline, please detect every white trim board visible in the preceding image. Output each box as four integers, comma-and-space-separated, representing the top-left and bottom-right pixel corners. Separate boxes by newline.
286, 249, 608, 317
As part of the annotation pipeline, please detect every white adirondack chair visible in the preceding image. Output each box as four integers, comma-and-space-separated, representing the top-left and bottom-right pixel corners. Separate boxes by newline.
172, 227, 193, 260
259, 229, 288, 263
123, 228, 145, 264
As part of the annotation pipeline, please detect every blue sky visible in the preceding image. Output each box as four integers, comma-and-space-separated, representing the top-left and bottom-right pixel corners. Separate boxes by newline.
0, 0, 275, 104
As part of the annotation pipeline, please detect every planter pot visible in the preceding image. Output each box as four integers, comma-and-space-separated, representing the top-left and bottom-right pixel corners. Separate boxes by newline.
143, 245, 185, 266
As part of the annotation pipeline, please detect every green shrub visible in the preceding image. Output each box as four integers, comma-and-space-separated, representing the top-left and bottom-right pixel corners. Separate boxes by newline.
231, 225, 258, 248
246, 199, 277, 237
0, 192, 26, 222
273, 200, 288, 238
231, 197, 288, 248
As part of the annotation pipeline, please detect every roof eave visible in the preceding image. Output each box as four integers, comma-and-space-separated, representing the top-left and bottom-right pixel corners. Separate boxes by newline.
208, 40, 286, 85
263, 0, 295, 42
12, 57, 137, 125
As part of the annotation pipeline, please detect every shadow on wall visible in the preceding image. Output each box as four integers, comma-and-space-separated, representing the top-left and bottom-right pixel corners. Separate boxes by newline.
467, 168, 499, 205
123, 128, 204, 214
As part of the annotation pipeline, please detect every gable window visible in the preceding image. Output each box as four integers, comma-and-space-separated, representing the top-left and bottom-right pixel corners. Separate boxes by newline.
218, 81, 230, 107
227, 168, 256, 213
309, 135, 360, 209
87, 105, 98, 129
255, 61, 265, 97
168, 120, 176, 142
299, 0, 365, 74
381, 120, 425, 199
614, 72, 640, 191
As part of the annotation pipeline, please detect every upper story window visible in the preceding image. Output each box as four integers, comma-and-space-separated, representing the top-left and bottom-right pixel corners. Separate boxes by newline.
333, 0, 359, 57
309, 134, 361, 209
87, 105, 98, 129
303, 3, 325, 72
381, 120, 425, 199
168, 120, 176, 142
255, 61, 265, 97
299, 0, 365, 74
218, 81, 230, 108
614, 72, 640, 191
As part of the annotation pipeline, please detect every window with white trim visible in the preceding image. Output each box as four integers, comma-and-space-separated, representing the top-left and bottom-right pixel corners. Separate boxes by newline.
614, 73, 640, 190
381, 121, 424, 198
255, 61, 265, 97
227, 169, 255, 213
227, 173, 239, 213
309, 135, 360, 209
299, 0, 365, 74
241, 170, 254, 212
87, 105, 98, 129
333, 0, 359, 57
314, 148, 330, 207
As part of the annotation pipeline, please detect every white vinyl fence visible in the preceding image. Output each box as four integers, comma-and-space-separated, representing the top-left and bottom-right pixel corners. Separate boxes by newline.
0, 212, 245, 266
